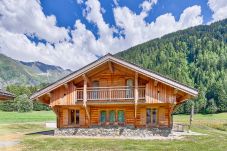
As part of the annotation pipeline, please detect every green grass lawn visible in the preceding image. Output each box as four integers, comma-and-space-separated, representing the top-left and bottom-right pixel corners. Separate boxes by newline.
0, 111, 55, 123
0, 111, 227, 151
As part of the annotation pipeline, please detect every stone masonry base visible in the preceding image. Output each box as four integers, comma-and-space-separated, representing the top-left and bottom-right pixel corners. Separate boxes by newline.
54, 127, 171, 137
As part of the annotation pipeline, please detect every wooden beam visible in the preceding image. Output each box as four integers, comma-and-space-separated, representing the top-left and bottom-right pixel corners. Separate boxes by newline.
82, 74, 91, 85
82, 75, 90, 122
84, 105, 90, 121
83, 76, 87, 106
134, 72, 138, 118
169, 104, 175, 128
177, 94, 191, 103
46, 92, 51, 98
63, 83, 69, 89
154, 80, 158, 87
174, 88, 178, 95
108, 61, 114, 73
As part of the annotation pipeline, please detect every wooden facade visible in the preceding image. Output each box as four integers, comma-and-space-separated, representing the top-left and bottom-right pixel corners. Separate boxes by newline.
31, 54, 198, 129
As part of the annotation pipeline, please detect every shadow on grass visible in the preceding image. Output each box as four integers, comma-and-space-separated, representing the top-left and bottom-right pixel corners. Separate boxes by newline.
25, 130, 54, 136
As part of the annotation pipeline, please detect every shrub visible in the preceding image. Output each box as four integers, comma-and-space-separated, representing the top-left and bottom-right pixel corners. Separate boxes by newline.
15, 94, 33, 112
0, 100, 17, 111
33, 101, 50, 111
205, 98, 218, 114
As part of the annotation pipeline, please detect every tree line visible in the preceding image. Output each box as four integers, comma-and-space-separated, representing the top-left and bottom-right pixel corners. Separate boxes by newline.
0, 84, 50, 112
117, 19, 227, 114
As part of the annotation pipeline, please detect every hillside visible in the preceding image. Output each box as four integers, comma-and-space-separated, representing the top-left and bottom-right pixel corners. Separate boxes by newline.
117, 19, 227, 114
0, 53, 71, 87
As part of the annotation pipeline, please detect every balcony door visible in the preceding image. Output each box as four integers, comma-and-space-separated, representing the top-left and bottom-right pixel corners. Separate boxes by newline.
92, 80, 99, 99
126, 79, 133, 98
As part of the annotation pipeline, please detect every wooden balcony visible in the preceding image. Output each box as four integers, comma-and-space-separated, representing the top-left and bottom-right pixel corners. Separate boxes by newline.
75, 86, 145, 102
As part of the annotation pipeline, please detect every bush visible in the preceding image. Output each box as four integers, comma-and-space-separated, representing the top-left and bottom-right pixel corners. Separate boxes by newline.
33, 101, 50, 111
205, 99, 218, 114
15, 94, 33, 112
0, 100, 17, 111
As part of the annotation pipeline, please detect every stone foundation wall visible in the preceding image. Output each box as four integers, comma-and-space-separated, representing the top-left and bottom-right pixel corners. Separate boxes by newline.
54, 127, 171, 137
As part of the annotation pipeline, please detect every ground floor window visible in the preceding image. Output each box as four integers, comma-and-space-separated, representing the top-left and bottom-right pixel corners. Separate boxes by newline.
100, 110, 107, 124
69, 109, 80, 125
99, 110, 125, 125
118, 110, 125, 123
109, 110, 115, 123
76, 110, 80, 124
146, 108, 158, 126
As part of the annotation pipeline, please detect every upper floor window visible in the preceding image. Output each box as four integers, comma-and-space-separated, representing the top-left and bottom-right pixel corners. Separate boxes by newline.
92, 80, 99, 87
126, 79, 133, 87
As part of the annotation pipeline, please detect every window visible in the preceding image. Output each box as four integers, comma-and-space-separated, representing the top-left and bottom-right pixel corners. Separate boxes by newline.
70, 110, 75, 124
126, 79, 133, 98
100, 111, 106, 124
152, 109, 157, 125
76, 110, 80, 124
118, 110, 125, 123
109, 110, 115, 123
146, 108, 158, 126
92, 80, 99, 99
146, 109, 151, 124
69, 109, 80, 125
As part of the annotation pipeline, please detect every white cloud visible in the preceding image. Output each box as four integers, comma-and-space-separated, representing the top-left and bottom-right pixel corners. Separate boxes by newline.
0, 0, 69, 43
0, 0, 204, 70
208, 0, 227, 22
76, 0, 83, 4
113, 5, 202, 46
113, 0, 119, 6
140, 0, 157, 13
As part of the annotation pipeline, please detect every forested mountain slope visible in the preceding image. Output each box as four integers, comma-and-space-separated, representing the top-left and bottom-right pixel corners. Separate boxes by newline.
117, 19, 227, 114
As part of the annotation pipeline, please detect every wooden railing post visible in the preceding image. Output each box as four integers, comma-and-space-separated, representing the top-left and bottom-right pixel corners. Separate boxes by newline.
109, 88, 111, 101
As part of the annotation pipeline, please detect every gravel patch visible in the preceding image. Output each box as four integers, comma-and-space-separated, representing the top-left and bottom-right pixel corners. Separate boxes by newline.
0, 140, 19, 147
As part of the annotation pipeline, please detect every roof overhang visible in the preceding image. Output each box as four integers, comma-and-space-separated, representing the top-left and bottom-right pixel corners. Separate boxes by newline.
30, 54, 198, 100
0, 90, 15, 101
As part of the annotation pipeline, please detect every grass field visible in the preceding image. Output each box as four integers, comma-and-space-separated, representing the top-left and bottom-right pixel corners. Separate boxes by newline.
0, 111, 227, 151
0, 111, 55, 124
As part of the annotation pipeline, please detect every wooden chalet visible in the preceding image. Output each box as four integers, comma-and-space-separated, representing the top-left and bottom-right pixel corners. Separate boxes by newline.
31, 54, 198, 129
0, 89, 14, 101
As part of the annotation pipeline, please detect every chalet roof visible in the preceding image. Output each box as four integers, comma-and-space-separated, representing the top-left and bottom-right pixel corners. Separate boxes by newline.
0, 89, 15, 100
30, 53, 198, 100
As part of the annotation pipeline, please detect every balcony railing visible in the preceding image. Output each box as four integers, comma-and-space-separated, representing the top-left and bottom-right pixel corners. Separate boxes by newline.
75, 86, 145, 101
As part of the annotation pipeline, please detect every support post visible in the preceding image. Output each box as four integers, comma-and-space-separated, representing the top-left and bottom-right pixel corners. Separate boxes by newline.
134, 72, 138, 118
189, 103, 194, 131
83, 75, 90, 121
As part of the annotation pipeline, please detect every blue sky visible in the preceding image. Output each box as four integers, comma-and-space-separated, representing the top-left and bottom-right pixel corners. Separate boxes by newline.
0, 0, 226, 69
41, 0, 213, 38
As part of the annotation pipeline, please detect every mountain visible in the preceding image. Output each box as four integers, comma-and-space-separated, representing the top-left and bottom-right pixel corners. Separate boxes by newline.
117, 19, 227, 114
0, 53, 71, 87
